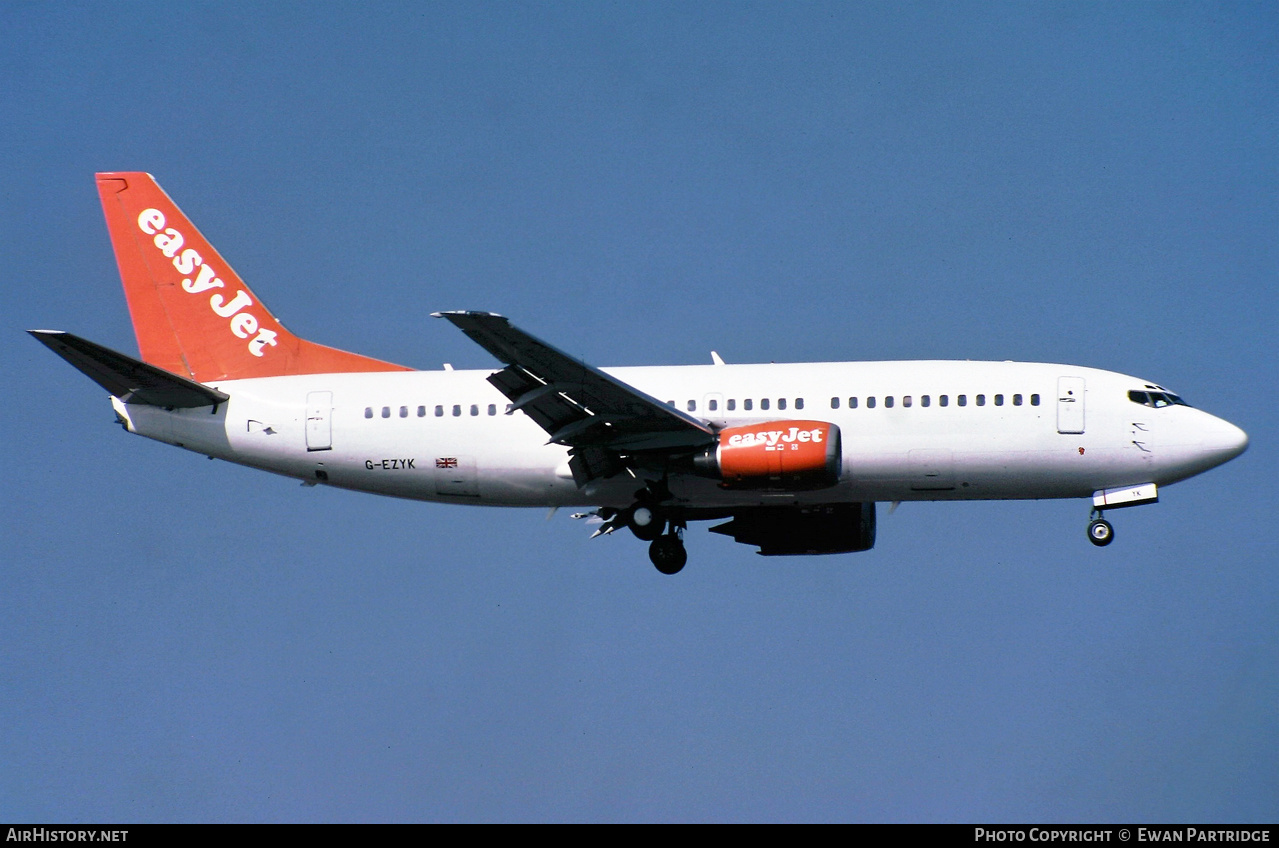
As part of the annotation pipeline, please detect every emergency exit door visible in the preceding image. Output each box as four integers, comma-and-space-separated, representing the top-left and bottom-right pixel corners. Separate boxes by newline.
1056, 377, 1085, 435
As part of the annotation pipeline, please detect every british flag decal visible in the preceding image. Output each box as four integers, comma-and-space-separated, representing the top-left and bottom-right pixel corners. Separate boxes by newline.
435, 457, 459, 469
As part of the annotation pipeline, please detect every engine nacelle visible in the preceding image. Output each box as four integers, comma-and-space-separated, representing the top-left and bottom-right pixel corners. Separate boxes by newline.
692, 420, 842, 490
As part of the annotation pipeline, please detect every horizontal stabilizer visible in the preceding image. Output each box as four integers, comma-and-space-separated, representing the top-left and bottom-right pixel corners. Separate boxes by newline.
29, 330, 229, 408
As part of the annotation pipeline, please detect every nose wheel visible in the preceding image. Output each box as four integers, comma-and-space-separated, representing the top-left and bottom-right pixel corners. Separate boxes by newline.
1087, 510, 1114, 547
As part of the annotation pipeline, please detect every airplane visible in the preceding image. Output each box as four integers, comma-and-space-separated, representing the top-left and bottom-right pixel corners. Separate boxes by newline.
30, 172, 1249, 574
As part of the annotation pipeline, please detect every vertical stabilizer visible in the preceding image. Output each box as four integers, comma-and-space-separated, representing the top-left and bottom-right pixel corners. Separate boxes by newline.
96, 172, 410, 381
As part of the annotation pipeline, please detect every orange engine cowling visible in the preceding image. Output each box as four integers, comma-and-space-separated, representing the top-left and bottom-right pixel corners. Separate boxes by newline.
692, 420, 842, 490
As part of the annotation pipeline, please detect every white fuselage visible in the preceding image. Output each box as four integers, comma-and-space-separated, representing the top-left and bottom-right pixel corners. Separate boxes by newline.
112, 359, 1248, 510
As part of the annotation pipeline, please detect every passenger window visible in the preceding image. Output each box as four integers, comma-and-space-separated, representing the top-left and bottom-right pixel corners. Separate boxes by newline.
940, 395, 948, 407
778, 398, 787, 411
994, 394, 1004, 406
761, 398, 770, 411
364, 407, 373, 419
687, 400, 696, 412
381, 406, 390, 418
921, 395, 930, 407
1013, 394, 1022, 406
708, 399, 718, 412
795, 398, 804, 410
488, 404, 497, 416
744, 399, 753, 411
470, 404, 479, 416
435, 405, 444, 417
452, 405, 462, 417
958, 395, 967, 407
1031, 394, 1040, 406
417, 405, 426, 417
885, 396, 894, 408
976, 394, 986, 407
867, 397, 876, 409
849, 397, 858, 409
902, 396, 912, 408
727, 399, 737, 411
831, 397, 840, 409
400, 406, 408, 418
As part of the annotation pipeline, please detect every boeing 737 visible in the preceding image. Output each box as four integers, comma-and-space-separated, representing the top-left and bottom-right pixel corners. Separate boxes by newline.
31, 173, 1249, 574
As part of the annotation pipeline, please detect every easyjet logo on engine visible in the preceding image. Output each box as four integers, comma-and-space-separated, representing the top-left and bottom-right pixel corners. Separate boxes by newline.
137, 208, 278, 357
726, 426, 824, 450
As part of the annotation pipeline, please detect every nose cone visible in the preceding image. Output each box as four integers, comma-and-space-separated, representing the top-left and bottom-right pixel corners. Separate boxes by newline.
1202, 415, 1249, 466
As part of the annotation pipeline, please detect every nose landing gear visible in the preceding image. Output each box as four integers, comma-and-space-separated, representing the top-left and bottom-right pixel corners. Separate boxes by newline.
1087, 509, 1114, 547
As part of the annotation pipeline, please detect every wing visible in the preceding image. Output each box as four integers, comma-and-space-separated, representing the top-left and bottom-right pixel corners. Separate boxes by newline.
433, 312, 714, 484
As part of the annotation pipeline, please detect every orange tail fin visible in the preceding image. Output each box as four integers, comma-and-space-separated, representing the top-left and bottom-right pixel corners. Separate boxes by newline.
96, 172, 410, 382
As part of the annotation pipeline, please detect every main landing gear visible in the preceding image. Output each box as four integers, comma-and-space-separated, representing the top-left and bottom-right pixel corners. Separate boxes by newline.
626, 503, 664, 542
627, 497, 688, 574
572, 482, 688, 575
648, 526, 687, 575
626, 483, 687, 574
1087, 509, 1114, 547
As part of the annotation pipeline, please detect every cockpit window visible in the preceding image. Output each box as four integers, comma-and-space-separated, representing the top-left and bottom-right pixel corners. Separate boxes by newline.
1128, 390, 1191, 408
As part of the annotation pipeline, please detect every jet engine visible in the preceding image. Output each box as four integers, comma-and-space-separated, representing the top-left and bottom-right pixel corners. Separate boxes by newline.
691, 420, 842, 490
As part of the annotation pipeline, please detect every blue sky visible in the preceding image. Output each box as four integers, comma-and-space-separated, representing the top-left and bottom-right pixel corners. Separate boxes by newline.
2, 1, 1275, 822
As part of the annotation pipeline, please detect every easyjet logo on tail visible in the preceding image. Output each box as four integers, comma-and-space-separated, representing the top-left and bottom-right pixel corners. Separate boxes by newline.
137, 208, 278, 357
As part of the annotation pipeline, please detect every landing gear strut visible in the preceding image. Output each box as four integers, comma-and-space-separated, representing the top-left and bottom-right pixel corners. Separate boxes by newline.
649, 524, 687, 575
1087, 509, 1114, 547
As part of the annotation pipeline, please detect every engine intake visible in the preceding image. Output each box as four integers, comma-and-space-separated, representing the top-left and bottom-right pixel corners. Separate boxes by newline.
692, 420, 842, 490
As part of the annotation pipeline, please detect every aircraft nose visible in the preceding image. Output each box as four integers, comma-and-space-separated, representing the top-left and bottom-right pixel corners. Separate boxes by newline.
1202, 415, 1249, 465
